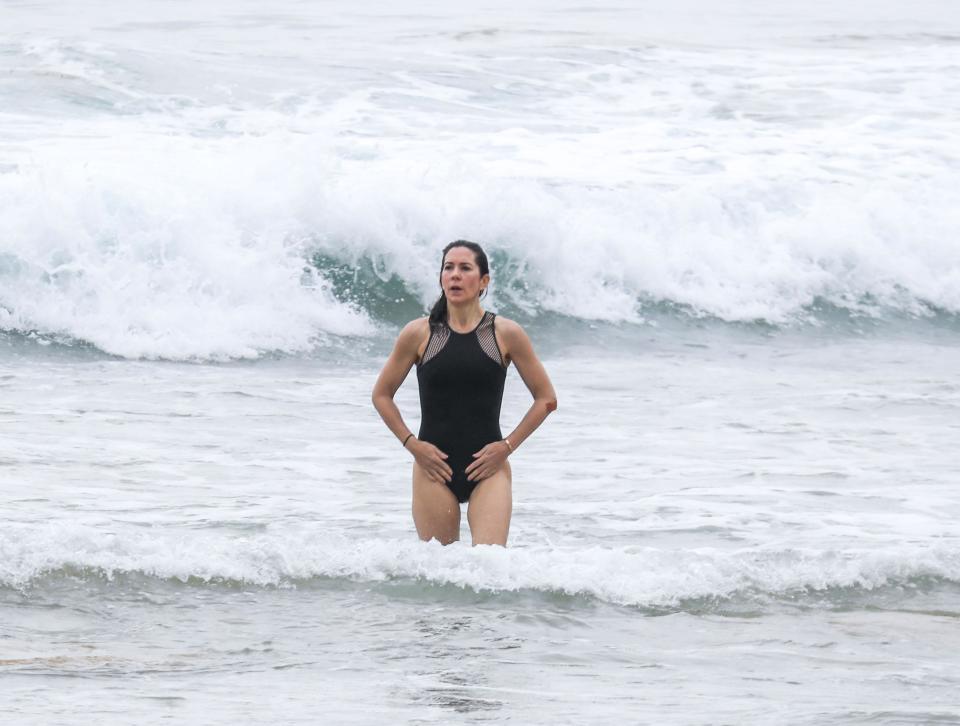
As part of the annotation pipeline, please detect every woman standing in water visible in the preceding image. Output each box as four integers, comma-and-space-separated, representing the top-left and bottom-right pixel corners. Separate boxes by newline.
372, 240, 557, 546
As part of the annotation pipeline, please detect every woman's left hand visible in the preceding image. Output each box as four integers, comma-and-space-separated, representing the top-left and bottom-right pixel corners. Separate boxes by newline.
465, 440, 511, 482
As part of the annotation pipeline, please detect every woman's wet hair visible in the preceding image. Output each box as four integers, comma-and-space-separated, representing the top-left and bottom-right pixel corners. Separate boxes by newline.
428, 240, 490, 326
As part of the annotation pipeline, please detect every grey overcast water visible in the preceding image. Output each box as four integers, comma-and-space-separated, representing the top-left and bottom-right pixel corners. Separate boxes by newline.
3, 0, 960, 723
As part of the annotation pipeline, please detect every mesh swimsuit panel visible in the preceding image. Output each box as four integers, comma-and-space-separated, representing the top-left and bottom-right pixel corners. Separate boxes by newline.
416, 311, 507, 503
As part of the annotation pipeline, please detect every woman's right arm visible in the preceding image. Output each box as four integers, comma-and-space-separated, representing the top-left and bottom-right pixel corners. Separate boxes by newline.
371, 319, 452, 483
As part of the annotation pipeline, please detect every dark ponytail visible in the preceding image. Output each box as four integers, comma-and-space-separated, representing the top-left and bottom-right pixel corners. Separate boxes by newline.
428, 240, 490, 326
429, 292, 449, 328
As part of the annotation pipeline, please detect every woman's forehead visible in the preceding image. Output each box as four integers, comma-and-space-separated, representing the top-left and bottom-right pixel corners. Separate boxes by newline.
444, 247, 477, 264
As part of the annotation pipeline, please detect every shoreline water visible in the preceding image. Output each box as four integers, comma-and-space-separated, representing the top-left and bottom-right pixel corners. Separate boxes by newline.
4, 0, 960, 721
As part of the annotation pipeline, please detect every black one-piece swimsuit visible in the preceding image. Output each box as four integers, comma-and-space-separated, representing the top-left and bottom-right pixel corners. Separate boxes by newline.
416, 311, 507, 503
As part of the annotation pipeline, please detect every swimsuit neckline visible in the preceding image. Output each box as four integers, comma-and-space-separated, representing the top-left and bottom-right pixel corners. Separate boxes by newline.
446, 310, 488, 335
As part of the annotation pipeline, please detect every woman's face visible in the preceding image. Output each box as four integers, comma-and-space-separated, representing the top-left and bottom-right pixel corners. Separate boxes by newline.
441, 246, 489, 303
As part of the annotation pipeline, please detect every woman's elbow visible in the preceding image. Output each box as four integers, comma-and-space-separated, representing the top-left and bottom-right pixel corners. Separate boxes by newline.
541, 396, 557, 414
372, 385, 396, 409
371, 388, 387, 408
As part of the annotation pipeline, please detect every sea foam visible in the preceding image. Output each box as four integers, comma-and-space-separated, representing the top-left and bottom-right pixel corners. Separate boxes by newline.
3, 524, 958, 608
2, 127, 958, 361
2, 2, 959, 359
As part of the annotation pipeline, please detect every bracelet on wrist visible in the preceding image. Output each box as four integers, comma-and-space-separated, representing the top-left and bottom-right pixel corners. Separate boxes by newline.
402, 433, 414, 448
502, 437, 514, 452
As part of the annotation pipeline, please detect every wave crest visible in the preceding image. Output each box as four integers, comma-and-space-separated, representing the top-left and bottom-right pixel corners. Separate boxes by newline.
2, 131, 959, 360
4, 525, 959, 609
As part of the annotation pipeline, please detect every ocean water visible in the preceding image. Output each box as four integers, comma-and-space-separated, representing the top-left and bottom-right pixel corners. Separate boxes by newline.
3, 0, 960, 723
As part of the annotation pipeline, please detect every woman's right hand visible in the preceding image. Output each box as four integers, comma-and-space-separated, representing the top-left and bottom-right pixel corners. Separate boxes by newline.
408, 439, 452, 483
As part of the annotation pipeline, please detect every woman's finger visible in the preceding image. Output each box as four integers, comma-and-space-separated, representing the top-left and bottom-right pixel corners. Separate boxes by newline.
466, 458, 486, 478
426, 452, 451, 476
419, 454, 446, 482
433, 450, 452, 475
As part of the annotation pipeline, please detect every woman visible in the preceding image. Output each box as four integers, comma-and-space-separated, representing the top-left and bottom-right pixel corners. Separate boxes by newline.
372, 240, 557, 546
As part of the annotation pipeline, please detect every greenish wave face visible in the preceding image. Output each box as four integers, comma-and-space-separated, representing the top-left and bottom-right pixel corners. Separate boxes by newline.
2, 250, 958, 363
308, 250, 960, 335
310, 252, 428, 326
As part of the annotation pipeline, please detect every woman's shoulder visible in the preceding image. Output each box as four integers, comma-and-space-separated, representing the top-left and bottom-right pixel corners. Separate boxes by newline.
401, 316, 431, 332
400, 316, 431, 337
396, 316, 431, 350
492, 314, 526, 341
491, 315, 532, 364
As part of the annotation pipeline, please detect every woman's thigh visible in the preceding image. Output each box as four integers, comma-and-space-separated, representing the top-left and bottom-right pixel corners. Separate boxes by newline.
412, 462, 461, 545
466, 461, 512, 547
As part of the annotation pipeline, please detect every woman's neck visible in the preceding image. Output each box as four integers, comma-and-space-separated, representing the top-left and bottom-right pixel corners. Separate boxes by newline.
446, 301, 484, 332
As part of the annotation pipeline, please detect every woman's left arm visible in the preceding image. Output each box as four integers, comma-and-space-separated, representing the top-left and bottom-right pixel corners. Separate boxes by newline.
465, 318, 557, 482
